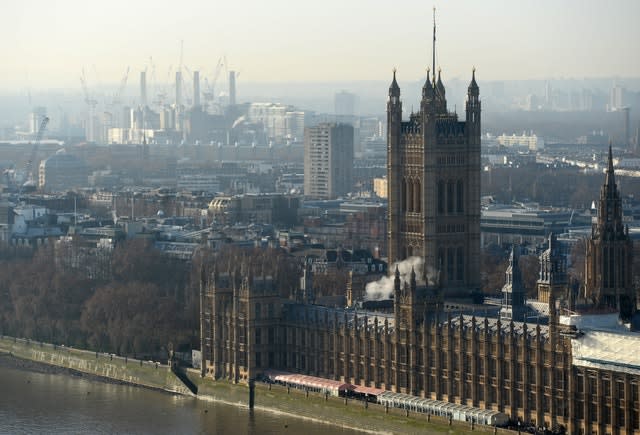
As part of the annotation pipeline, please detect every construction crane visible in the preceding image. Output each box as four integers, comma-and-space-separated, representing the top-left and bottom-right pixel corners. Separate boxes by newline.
112, 66, 130, 106
80, 68, 99, 142
18, 116, 49, 200
80, 68, 98, 109
204, 57, 225, 103
153, 64, 173, 107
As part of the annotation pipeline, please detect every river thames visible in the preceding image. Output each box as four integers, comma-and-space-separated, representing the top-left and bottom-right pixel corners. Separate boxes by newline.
0, 365, 360, 434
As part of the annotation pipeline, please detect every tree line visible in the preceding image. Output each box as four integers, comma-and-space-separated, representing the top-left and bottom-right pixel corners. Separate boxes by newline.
0, 240, 302, 360
0, 239, 199, 359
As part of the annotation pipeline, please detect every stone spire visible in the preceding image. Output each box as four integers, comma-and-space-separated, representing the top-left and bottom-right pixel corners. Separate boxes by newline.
500, 245, 526, 322
389, 68, 400, 98
605, 143, 616, 195
468, 67, 479, 96
595, 142, 624, 238
422, 68, 434, 101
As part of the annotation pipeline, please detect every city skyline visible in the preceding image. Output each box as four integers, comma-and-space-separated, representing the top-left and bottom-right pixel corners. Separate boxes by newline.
2, 0, 640, 91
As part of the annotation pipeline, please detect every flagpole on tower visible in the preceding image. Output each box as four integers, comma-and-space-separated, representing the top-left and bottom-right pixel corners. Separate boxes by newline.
432, 7, 436, 75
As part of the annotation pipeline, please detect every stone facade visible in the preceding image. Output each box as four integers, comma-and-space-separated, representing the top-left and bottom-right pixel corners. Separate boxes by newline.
585, 146, 636, 320
198, 67, 640, 435
387, 68, 481, 298
199, 267, 640, 434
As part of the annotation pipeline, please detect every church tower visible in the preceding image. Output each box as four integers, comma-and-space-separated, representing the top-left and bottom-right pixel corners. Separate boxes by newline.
585, 145, 635, 320
386, 18, 481, 299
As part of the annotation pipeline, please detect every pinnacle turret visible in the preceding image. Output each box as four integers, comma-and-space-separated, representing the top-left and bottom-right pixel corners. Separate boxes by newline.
389, 69, 400, 98
605, 143, 616, 193
422, 68, 434, 101
436, 68, 445, 98
468, 67, 479, 97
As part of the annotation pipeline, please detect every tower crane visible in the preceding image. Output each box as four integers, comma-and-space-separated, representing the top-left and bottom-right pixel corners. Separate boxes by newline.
112, 66, 130, 106
203, 57, 225, 112
80, 68, 98, 142
80, 68, 98, 109
18, 116, 49, 200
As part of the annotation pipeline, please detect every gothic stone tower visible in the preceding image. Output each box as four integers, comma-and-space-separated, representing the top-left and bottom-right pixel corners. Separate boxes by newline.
387, 68, 481, 298
585, 146, 635, 320
536, 233, 567, 305
500, 245, 527, 322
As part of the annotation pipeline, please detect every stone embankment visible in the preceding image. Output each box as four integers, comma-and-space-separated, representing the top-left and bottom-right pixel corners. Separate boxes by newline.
1, 336, 509, 434
0, 336, 192, 395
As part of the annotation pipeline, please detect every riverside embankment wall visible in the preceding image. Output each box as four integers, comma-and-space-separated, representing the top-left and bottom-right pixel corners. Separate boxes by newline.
181, 368, 507, 435
0, 336, 192, 395
0, 336, 506, 434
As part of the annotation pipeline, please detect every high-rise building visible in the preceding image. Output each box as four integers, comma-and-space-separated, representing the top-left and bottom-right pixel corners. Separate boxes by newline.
387, 67, 481, 297
585, 145, 635, 320
140, 71, 147, 107
176, 71, 183, 107
623, 107, 631, 149
609, 84, 626, 111
122, 106, 132, 129
334, 91, 357, 116
193, 71, 201, 108
247, 103, 306, 144
229, 71, 236, 106
303, 123, 354, 199
29, 107, 47, 135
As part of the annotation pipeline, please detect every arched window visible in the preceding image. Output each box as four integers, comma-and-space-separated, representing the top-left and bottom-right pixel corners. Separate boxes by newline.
437, 181, 445, 214
401, 179, 407, 212
456, 247, 464, 281
414, 179, 421, 213
407, 178, 414, 212
456, 180, 464, 213
447, 181, 455, 213
447, 248, 455, 282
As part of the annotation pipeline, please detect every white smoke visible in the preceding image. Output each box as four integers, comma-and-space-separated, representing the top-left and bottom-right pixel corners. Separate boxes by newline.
365, 256, 424, 301
231, 116, 246, 129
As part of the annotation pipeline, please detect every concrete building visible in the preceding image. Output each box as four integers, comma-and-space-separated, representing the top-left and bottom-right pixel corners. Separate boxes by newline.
497, 132, 544, 151
176, 71, 183, 107
140, 71, 147, 106
247, 103, 306, 144
303, 123, 354, 200
177, 174, 220, 194
29, 107, 47, 135
208, 193, 300, 226
373, 177, 388, 199
193, 71, 201, 108
480, 206, 583, 247
334, 91, 357, 116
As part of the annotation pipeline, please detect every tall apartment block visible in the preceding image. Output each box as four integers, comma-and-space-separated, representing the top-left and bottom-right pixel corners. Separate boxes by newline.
303, 123, 354, 200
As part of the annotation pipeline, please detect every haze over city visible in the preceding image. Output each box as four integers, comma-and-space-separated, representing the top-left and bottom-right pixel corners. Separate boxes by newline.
2, 0, 640, 90
1, 2, 640, 434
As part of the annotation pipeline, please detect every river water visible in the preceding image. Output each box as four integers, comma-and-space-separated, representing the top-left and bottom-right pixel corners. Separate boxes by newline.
0, 366, 360, 434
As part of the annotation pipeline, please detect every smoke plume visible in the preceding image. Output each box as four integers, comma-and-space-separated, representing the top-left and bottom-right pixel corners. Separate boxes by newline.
365, 256, 424, 301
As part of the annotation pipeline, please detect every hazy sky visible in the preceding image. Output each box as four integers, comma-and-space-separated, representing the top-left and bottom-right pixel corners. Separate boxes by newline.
1, 0, 639, 90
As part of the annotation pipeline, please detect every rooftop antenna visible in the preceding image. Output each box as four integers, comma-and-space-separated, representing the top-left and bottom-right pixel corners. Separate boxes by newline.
432, 7, 436, 76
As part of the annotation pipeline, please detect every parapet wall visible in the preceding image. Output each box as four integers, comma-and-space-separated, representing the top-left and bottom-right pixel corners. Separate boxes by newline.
0, 336, 192, 395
